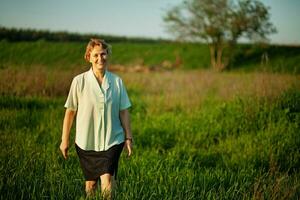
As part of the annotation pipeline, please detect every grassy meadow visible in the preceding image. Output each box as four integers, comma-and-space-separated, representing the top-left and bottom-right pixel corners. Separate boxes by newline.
1, 40, 300, 73
0, 40, 209, 70
0, 40, 300, 199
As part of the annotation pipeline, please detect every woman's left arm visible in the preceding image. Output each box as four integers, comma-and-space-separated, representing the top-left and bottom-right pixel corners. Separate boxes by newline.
120, 109, 133, 157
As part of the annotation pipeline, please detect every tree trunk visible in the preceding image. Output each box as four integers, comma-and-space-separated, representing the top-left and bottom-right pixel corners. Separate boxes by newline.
209, 44, 216, 69
209, 42, 226, 71
216, 45, 224, 71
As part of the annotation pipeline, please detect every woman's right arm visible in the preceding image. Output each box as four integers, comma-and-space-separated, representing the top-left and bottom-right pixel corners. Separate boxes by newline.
60, 108, 76, 159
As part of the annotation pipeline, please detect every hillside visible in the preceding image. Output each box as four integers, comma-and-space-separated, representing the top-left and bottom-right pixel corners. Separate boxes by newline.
1, 27, 300, 73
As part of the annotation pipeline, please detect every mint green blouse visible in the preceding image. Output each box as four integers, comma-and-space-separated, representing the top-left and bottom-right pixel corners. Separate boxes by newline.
64, 68, 131, 151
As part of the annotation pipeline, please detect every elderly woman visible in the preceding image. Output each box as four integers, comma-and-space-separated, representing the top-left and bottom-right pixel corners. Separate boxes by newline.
60, 38, 133, 198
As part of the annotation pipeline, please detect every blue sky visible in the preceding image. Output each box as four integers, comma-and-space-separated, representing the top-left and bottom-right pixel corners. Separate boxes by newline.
0, 0, 299, 44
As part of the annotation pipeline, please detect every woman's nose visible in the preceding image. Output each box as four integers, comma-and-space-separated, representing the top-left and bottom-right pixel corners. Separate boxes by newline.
96, 55, 102, 60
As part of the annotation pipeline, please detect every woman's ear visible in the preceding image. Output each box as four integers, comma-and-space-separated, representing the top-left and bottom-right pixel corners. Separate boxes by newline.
87, 54, 92, 63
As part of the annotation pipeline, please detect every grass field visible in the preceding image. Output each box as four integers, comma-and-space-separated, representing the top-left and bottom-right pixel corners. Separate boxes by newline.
1, 63, 300, 199
0, 40, 210, 70
1, 38, 300, 199
1, 40, 300, 73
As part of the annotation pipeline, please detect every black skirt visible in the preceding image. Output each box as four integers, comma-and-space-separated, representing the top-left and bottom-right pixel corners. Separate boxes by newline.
75, 142, 124, 181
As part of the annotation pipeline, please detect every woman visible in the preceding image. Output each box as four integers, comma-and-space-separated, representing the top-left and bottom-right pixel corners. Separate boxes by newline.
60, 38, 133, 199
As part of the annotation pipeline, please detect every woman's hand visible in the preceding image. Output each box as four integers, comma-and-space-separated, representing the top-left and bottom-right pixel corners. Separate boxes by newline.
125, 139, 133, 157
120, 109, 133, 157
60, 109, 76, 160
60, 140, 69, 159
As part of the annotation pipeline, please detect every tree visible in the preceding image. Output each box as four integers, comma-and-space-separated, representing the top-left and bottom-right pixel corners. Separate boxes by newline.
163, 0, 276, 71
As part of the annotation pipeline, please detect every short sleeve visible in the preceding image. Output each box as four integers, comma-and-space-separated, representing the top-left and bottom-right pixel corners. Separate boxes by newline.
64, 77, 78, 111
119, 79, 131, 111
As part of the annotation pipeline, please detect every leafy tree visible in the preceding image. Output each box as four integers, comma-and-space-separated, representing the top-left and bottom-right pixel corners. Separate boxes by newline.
163, 0, 276, 71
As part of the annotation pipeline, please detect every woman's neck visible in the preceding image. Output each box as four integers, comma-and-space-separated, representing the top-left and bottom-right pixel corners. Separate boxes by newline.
92, 67, 106, 82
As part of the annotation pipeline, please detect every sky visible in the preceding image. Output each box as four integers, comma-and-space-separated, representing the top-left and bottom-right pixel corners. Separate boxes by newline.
0, 0, 299, 44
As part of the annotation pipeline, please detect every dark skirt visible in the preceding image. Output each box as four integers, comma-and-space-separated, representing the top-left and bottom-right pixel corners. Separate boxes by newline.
75, 142, 124, 181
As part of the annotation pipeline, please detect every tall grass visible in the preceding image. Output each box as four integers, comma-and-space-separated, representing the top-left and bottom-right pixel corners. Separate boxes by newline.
0, 67, 299, 99
1, 68, 299, 199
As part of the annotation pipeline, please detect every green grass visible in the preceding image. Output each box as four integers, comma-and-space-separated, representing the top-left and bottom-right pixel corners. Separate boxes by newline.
0, 40, 87, 70
1, 40, 300, 73
230, 44, 300, 74
0, 40, 300, 199
0, 40, 210, 70
1, 83, 299, 199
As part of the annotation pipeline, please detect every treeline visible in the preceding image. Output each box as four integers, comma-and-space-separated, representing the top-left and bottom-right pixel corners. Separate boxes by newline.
0, 26, 168, 43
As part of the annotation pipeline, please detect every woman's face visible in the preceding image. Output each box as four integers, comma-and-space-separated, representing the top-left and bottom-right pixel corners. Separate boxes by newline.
89, 45, 108, 70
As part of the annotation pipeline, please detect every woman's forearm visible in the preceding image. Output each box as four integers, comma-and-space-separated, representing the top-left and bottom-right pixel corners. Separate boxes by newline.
61, 109, 76, 143
119, 109, 132, 139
